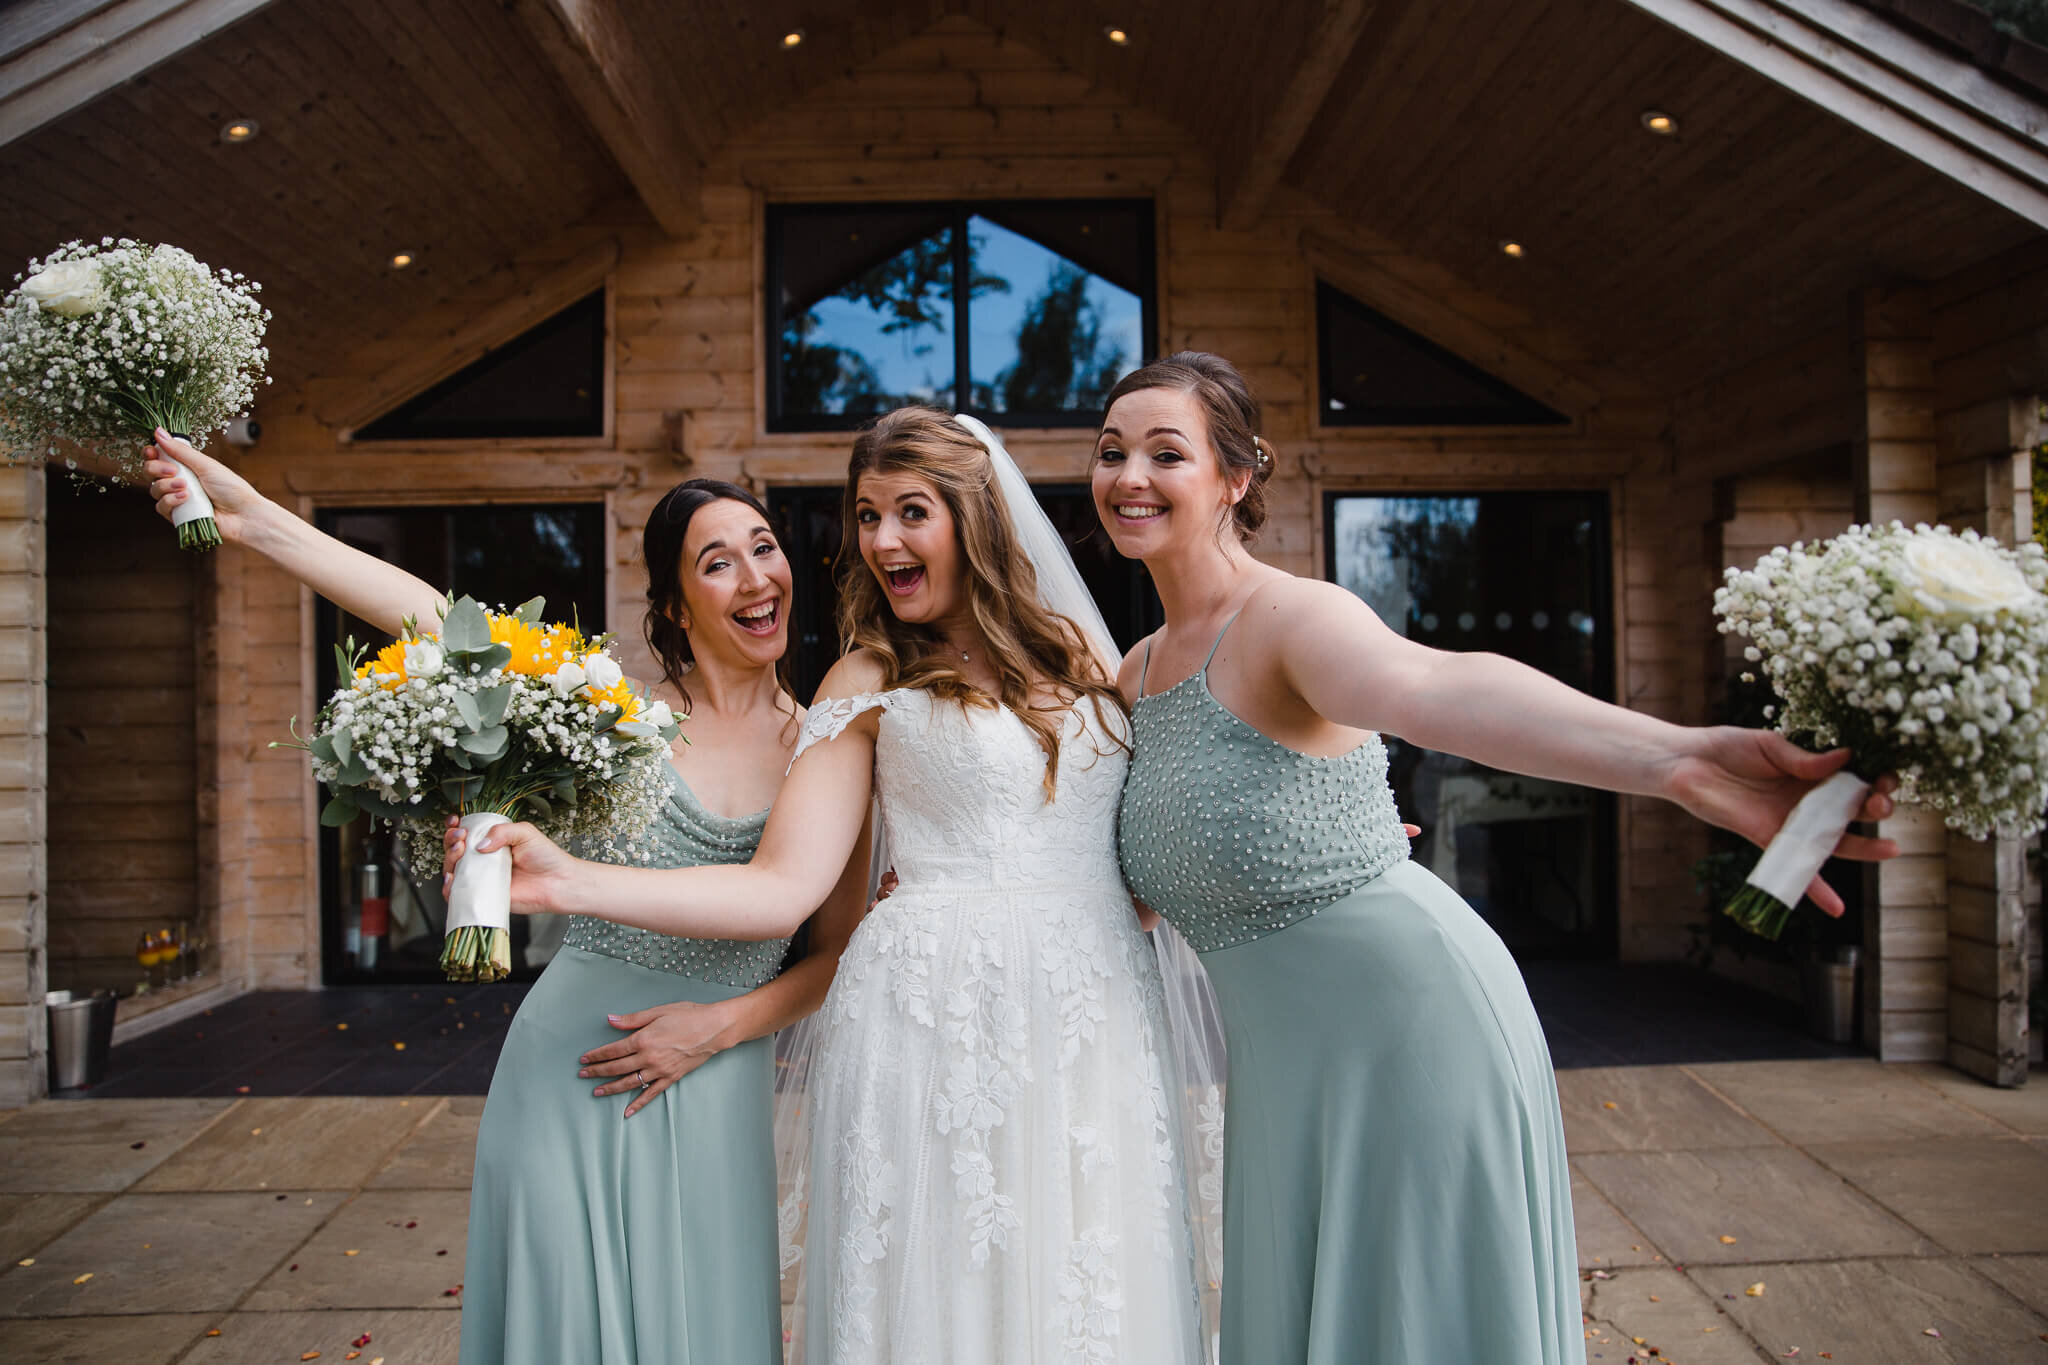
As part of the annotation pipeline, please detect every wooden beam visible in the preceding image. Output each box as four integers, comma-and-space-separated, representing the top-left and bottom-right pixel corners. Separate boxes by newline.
1301, 231, 1604, 419
512, 0, 702, 240
319, 237, 620, 435
0, 0, 277, 147
1617, 0, 2048, 229
1218, 0, 1376, 233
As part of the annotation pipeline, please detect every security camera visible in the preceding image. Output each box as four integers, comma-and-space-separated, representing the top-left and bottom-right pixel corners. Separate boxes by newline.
223, 418, 261, 446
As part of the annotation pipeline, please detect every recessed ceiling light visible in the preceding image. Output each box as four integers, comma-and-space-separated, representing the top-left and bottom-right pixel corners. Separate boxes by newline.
1499, 240, 1526, 258
389, 251, 417, 269
781, 28, 805, 48
1640, 110, 1678, 136
1105, 26, 1131, 45
220, 119, 259, 144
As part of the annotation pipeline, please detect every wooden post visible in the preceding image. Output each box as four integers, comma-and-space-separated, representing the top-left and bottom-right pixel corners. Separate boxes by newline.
0, 462, 47, 1106
1935, 394, 2040, 1085
1853, 285, 1948, 1061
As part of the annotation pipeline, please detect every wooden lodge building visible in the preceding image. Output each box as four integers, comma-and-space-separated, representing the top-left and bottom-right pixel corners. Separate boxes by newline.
1, 0, 2045, 1105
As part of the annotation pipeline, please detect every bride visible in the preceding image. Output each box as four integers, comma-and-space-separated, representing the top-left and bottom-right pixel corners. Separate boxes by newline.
449, 407, 1210, 1364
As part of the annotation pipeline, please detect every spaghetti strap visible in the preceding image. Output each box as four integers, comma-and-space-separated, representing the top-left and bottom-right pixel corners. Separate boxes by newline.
1136, 637, 1155, 699
1201, 607, 1247, 673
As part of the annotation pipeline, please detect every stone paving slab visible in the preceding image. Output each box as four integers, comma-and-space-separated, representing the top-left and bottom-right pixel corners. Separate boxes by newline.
1574, 1146, 1937, 1265
180, 1308, 461, 1365
1689, 1058, 2006, 1144
0, 1192, 108, 1265
136, 1097, 435, 1193
1972, 1253, 2048, 1318
0, 1312, 220, 1364
1688, 1257, 2048, 1362
1898, 1062, 2048, 1135
1570, 1170, 1666, 1270
1579, 1266, 1766, 1365
1557, 1065, 1777, 1153
367, 1099, 480, 1190
1807, 1136, 2048, 1254
0, 1191, 344, 1317
243, 1190, 470, 1311
0, 1098, 236, 1193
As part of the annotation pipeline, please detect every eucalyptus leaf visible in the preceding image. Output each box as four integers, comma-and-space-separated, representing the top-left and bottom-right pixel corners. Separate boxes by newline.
319, 797, 359, 827
614, 720, 658, 740
524, 793, 553, 820
440, 596, 493, 654
450, 690, 481, 730
476, 683, 512, 727
513, 596, 547, 625
310, 734, 337, 765
459, 725, 509, 758
337, 754, 371, 787
332, 729, 352, 766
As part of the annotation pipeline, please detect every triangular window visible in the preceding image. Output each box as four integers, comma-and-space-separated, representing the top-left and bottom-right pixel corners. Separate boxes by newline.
355, 290, 607, 441
1316, 281, 1566, 427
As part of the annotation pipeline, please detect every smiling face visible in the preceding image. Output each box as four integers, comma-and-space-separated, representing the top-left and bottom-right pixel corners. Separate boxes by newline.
854, 469, 967, 627
675, 497, 793, 669
1092, 386, 1253, 561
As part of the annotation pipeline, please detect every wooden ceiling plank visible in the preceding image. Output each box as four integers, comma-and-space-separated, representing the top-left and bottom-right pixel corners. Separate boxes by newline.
1217, 0, 1376, 232
321, 236, 620, 433
512, 0, 702, 239
0, 0, 278, 147
1618, 0, 2048, 228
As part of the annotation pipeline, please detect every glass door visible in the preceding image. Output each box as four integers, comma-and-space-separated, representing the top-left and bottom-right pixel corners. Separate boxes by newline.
313, 503, 608, 984
1326, 491, 1617, 958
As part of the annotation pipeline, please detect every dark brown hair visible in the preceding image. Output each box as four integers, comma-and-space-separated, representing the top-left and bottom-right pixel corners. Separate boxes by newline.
641, 478, 795, 718
1099, 350, 1274, 541
837, 407, 1126, 799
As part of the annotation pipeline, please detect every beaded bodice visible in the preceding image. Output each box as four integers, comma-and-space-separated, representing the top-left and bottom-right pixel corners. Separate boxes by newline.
562, 759, 792, 988
1117, 638, 1411, 953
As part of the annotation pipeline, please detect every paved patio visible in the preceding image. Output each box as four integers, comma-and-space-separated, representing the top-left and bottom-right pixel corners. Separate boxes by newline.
2, 1059, 2044, 1363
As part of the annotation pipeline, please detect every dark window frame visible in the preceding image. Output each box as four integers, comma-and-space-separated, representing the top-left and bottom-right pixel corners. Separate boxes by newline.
765, 199, 1158, 432
352, 289, 611, 444
1321, 487, 1618, 960
1314, 280, 1570, 429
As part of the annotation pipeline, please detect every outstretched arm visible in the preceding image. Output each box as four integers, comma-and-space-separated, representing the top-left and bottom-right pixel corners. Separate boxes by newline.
578, 806, 875, 1117
464, 654, 886, 939
145, 431, 445, 636
1261, 578, 1898, 912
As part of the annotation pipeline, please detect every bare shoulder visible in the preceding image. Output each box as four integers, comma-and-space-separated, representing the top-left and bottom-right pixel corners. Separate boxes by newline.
814, 649, 891, 703
1115, 631, 1160, 703
1235, 574, 1363, 639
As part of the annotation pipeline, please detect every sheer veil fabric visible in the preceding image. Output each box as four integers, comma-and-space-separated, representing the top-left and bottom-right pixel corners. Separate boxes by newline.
770, 413, 1229, 1359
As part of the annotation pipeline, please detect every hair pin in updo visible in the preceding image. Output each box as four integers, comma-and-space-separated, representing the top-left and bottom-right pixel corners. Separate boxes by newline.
1253, 437, 1272, 469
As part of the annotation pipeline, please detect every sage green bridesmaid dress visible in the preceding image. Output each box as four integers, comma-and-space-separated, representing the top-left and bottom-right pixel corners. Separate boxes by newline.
1118, 615, 1582, 1365
458, 761, 792, 1365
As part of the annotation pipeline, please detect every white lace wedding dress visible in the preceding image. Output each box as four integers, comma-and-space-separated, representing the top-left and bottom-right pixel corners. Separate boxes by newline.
782, 686, 1205, 1365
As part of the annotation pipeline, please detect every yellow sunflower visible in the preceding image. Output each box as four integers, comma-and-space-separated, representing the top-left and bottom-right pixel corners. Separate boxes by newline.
355, 641, 409, 689
490, 615, 577, 677
587, 676, 641, 722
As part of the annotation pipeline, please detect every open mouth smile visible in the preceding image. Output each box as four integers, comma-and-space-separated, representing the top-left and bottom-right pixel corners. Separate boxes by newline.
732, 600, 781, 635
882, 564, 927, 595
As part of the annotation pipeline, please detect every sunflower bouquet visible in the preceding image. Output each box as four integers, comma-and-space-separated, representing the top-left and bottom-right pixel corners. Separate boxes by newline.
0, 238, 270, 550
1715, 522, 2048, 939
289, 595, 681, 981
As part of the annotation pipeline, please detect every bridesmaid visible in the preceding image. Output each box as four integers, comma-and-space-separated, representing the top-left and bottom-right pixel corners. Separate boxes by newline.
1091, 355, 1900, 1365
146, 437, 870, 1365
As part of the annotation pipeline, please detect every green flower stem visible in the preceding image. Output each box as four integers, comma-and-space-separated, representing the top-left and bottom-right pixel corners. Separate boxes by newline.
1722, 885, 1798, 941
440, 925, 512, 984
177, 516, 222, 552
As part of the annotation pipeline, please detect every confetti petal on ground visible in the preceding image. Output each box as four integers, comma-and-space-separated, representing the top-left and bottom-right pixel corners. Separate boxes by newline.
16, 1258, 31, 1267
1719, 1235, 1739, 1244
1603, 1101, 1619, 1109
129, 1140, 146, 1149
1746, 1283, 1766, 1297
344, 1249, 359, 1256
206, 1329, 220, 1337
392, 1041, 405, 1050
1923, 1328, 1941, 1338
71, 1272, 92, 1284
353, 1333, 372, 1347
336, 1023, 348, 1031
301, 1353, 321, 1361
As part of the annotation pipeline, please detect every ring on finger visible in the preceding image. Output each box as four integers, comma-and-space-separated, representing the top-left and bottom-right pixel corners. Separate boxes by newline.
636, 1068, 649, 1088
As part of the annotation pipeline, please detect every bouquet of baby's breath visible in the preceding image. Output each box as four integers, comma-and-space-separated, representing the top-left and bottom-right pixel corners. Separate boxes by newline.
1715, 522, 2048, 938
285, 595, 681, 981
0, 238, 270, 550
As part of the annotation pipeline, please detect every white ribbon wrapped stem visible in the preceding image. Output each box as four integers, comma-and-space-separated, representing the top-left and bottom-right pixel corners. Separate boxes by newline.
166, 458, 217, 531
1743, 769, 1872, 907
446, 812, 514, 933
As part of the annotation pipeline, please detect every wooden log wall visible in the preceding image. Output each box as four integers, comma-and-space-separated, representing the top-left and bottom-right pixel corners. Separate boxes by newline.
43, 487, 201, 997
0, 463, 46, 1104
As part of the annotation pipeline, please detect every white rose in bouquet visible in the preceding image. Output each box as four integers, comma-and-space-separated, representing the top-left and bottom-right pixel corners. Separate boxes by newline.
1898, 535, 2035, 617
583, 652, 624, 692
402, 640, 445, 678
643, 698, 676, 730
549, 660, 587, 696
20, 259, 105, 316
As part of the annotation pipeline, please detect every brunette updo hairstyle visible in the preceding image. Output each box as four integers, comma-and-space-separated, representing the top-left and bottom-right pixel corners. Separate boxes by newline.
1099, 350, 1274, 541
641, 477, 792, 717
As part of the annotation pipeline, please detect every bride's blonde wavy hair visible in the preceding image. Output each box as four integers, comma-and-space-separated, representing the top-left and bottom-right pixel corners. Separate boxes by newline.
837, 406, 1127, 799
